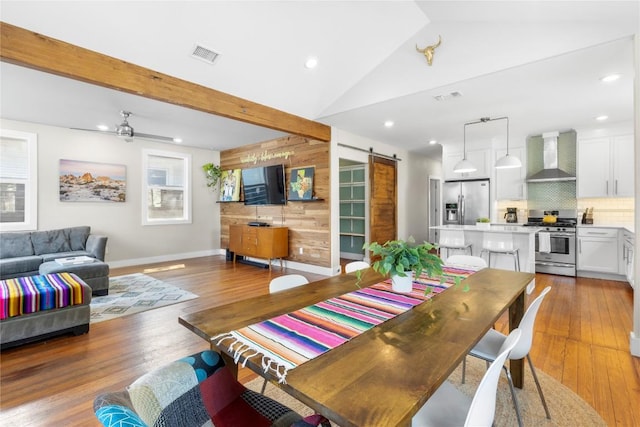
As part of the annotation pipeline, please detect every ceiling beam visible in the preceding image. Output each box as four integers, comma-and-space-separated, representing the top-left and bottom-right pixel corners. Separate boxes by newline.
0, 22, 331, 142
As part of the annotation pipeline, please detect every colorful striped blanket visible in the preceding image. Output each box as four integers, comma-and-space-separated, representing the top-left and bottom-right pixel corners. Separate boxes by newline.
213, 266, 474, 383
0, 273, 86, 320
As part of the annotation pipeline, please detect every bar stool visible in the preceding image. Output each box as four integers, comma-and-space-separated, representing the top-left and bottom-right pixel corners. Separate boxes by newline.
438, 229, 472, 260
481, 232, 520, 271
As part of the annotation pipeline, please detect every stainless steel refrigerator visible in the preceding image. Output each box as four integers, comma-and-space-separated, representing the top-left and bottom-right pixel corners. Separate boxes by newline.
442, 179, 490, 225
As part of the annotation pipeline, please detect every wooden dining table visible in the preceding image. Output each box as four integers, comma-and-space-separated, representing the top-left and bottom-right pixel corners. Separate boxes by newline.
179, 267, 535, 427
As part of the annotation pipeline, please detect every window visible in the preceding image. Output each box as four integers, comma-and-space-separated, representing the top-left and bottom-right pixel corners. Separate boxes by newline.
142, 149, 191, 225
0, 129, 37, 231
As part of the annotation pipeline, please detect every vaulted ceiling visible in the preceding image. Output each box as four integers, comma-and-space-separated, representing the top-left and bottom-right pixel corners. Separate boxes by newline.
1, 1, 637, 157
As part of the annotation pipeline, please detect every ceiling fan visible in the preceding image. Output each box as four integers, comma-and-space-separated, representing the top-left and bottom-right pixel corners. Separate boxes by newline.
74, 110, 178, 143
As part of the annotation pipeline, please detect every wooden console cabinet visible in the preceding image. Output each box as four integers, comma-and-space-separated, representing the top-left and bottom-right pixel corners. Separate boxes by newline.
228, 224, 288, 270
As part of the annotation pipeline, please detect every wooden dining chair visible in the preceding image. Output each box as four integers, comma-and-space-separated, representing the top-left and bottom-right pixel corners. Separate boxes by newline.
411, 329, 522, 427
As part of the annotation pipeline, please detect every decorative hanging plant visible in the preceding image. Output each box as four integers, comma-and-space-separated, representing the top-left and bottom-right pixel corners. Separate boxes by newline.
202, 163, 223, 190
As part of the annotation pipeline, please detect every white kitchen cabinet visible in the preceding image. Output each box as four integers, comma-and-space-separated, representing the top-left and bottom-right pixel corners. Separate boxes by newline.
443, 148, 490, 181
611, 135, 634, 197
578, 134, 634, 198
495, 147, 525, 200
577, 227, 620, 274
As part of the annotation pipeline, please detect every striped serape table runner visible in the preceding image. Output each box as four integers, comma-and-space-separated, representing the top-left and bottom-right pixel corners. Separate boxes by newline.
0, 273, 86, 320
213, 266, 474, 383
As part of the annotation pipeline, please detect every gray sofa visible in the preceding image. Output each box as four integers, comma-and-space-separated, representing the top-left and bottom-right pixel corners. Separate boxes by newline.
0, 226, 109, 294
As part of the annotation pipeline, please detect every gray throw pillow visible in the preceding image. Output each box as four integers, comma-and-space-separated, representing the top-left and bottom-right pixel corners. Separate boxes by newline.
31, 229, 72, 255
66, 226, 91, 251
0, 232, 35, 258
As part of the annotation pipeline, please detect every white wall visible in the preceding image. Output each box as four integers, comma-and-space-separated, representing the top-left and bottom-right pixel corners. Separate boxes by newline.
406, 154, 442, 243
1, 119, 221, 268
631, 31, 640, 357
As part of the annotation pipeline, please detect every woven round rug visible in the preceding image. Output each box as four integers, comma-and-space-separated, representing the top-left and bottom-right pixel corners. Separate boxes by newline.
245, 356, 606, 426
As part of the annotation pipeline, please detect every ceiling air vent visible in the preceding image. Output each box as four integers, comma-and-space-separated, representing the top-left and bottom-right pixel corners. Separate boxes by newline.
433, 91, 463, 101
191, 44, 220, 65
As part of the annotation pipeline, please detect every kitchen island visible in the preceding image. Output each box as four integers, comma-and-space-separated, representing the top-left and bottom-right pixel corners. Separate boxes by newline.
431, 224, 539, 273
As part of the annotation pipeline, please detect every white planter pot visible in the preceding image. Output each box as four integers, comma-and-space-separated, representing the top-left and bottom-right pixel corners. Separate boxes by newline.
476, 222, 491, 230
391, 272, 414, 293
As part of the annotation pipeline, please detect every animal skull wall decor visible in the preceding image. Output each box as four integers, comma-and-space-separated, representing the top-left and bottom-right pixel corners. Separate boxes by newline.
416, 35, 442, 66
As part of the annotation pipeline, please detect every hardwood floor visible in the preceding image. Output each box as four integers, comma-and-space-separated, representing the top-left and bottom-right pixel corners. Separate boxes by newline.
1, 256, 638, 426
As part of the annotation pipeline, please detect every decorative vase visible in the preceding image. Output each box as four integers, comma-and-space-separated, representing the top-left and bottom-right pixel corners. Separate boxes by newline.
391, 272, 414, 293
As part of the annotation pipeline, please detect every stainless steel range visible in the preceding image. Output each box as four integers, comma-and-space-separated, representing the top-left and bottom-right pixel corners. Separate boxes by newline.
524, 209, 577, 276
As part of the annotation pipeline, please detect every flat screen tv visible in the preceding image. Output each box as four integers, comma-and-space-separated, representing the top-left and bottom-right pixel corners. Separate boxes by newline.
241, 164, 286, 205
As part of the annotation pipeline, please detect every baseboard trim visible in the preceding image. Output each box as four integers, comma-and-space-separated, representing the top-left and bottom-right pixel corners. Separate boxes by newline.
630, 332, 640, 357
107, 249, 222, 269
107, 250, 340, 276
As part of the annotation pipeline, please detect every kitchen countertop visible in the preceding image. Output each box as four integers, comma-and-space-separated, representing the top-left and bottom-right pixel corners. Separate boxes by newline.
577, 223, 634, 234
430, 224, 540, 234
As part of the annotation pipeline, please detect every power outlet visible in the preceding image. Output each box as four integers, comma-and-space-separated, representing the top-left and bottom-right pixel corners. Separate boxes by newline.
299, 247, 304, 255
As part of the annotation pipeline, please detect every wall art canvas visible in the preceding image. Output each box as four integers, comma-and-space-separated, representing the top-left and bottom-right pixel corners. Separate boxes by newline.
59, 159, 126, 202
220, 169, 241, 202
289, 166, 314, 200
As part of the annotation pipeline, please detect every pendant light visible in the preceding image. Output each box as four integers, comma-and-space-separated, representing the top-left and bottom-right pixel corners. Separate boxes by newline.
453, 122, 477, 173
495, 116, 522, 169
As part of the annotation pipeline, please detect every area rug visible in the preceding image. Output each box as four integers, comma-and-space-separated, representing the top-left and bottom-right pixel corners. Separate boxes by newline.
245, 356, 606, 427
90, 273, 198, 323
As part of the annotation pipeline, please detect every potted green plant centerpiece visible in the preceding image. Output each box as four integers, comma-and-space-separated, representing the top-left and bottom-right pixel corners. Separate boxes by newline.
363, 237, 443, 293
202, 163, 223, 190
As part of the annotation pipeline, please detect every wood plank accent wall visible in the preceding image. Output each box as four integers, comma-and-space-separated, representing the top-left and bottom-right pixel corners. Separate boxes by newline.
219, 135, 331, 268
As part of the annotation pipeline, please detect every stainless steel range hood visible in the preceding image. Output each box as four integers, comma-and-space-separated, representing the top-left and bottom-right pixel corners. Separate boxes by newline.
526, 131, 576, 182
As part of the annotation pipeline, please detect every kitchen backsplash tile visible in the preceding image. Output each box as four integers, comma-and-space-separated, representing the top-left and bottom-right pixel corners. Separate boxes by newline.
527, 181, 577, 210
501, 196, 634, 224
496, 200, 527, 223
577, 197, 634, 224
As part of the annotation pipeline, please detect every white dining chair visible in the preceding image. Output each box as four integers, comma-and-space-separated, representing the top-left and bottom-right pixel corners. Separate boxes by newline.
445, 255, 488, 270
462, 286, 552, 427
411, 329, 522, 427
344, 261, 370, 273
261, 274, 310, 393
268, 274, 309, 293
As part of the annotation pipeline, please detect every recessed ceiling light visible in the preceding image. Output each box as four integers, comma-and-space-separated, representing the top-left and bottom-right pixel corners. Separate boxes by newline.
305, 57, 318, 69
173, 138, 183, 143
384, 120, 394, 128
428, 139, 437, 145
96, 124, 109, 131
600, 74, 621, 83
595, 115, 609, 121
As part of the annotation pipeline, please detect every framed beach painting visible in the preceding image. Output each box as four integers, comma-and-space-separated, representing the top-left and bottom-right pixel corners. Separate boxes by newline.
289, 166, 314, 200
59, 159, 126, 202
219, 169, 242, 202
